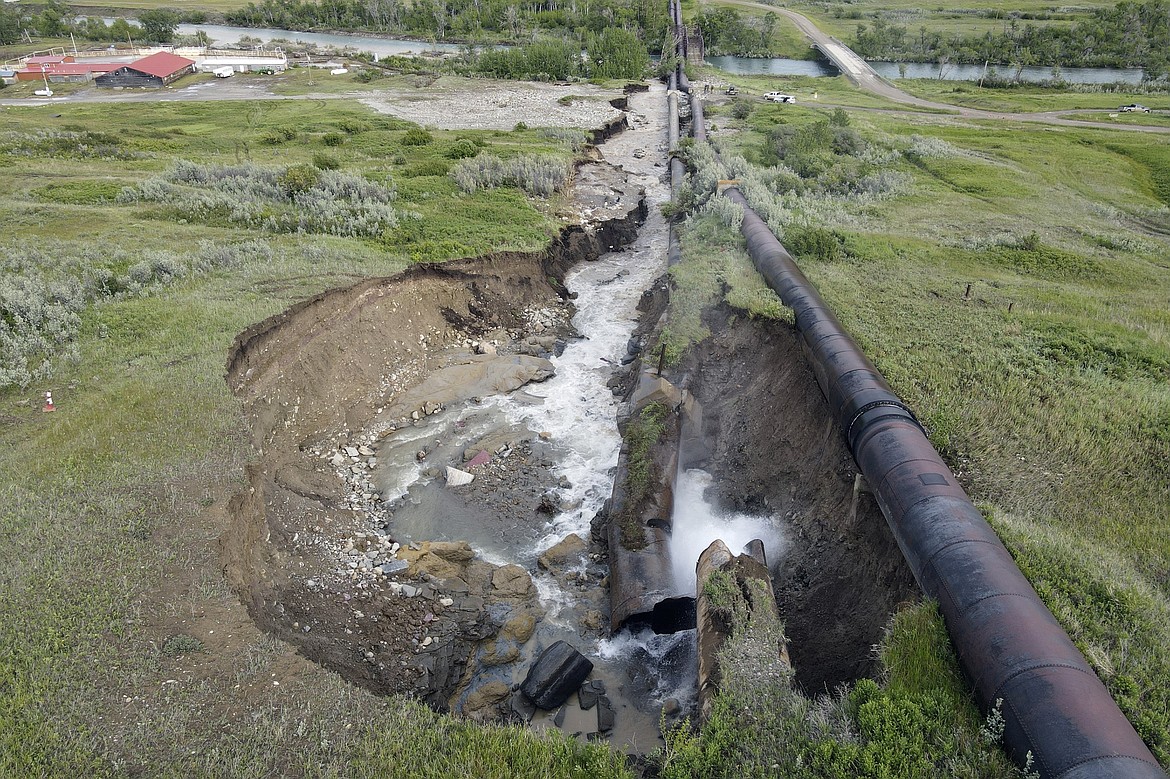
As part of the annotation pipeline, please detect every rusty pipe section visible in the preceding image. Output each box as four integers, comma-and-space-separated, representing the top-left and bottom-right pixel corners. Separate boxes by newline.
719, 185, 1165, 778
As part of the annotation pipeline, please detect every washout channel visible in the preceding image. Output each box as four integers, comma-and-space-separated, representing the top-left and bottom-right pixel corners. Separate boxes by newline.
220, 81, 917, 755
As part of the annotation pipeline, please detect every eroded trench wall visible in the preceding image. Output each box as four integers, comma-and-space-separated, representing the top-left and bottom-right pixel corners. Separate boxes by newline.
221, 206, 645, 705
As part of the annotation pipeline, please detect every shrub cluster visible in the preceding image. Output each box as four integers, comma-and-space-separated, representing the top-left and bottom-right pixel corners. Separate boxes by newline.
0, 264, 85, 388
119, 161, 398, 237
0, 239, 274, 388
1, 129, 140, 160
451, 154, 571, 197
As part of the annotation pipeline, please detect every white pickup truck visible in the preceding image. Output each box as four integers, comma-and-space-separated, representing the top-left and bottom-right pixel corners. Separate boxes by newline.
763, 92, 796, 103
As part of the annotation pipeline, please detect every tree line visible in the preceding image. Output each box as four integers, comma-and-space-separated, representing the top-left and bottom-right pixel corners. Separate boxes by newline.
0, 2, 190, 45
693, 7, 785, 57
851, 0, 1170, 80
224, 0, 668, 50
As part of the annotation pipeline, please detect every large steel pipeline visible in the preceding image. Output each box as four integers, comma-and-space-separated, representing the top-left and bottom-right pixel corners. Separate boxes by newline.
723, 189, 1165, 777
664, 2, 1164, 773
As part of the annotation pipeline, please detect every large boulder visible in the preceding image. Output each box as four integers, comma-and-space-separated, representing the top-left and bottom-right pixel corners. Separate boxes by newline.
537, 533, 587, 572
520, 640, 594, 710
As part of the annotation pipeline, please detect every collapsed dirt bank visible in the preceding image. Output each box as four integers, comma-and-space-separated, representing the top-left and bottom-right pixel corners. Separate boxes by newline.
676, 306, 918, 691
221, 79, 917, 749
223, 154, 647, 716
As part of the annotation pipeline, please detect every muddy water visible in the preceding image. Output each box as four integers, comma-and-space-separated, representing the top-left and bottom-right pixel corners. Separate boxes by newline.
368, 83, 680, 750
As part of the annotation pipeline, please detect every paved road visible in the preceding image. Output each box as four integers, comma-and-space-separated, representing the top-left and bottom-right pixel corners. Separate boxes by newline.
717, 0, 1170, 134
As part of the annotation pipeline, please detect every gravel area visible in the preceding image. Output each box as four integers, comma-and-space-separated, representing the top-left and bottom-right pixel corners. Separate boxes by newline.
359, 79, 626, 130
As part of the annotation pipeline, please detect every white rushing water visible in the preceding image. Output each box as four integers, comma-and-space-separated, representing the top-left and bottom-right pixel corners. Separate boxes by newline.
494, 84, 671, 557
668, 469, 788, 596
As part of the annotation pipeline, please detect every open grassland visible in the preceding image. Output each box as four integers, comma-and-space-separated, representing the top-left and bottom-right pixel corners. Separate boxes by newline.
894, 79, 1170, 113
675, 95, 1170, 766
0, 96, 632, 777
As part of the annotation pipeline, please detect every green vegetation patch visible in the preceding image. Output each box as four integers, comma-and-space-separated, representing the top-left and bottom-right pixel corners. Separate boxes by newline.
31, 180, 128, 205
1106, 140, 1170, 206
349, 701, 633, 777
992, 511, 1170, 763
617, 401, 671, 550
1023, 315, 1170, 383
658, 600, 1016, 778
981, 235, 1100, 280
662, 212, 788, 364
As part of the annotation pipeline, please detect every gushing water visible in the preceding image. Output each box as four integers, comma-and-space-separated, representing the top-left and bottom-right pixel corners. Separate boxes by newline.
669, 468, 787, 596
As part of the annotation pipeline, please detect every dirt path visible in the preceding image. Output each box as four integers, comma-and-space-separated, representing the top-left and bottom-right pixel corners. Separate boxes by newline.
1, 77, 626, 132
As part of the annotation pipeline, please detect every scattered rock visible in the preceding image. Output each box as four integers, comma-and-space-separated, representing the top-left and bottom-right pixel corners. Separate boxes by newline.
500, 612, 537, 643
578, 678, 605, 710
538, 533, 587, 571
491, 565, 536, 599
429, 541, 476, 563
463, 681, 512, 721
596, 695, 615, 732
510, 690, 536, 723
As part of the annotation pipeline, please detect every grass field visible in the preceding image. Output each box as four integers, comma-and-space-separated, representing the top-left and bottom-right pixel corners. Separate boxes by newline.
893, 79, 1170, 113
676, 92, 1170, 768
0, 94, 636, 777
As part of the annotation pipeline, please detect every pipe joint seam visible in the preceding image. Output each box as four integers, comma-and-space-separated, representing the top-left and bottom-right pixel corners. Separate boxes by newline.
993, 661, 1101, 703
845, 399, 921, 444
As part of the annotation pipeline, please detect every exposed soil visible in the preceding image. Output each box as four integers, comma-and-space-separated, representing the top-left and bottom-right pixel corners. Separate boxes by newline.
222, 150, 648, 717
220, 81, 917, 747
675, 305, 919, 692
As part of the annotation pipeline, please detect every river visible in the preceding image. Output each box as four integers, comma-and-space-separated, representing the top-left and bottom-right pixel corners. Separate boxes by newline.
179, 22, 1145, 84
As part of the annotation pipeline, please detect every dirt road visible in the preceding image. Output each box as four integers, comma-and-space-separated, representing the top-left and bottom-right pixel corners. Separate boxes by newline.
715, 0, 1170, 134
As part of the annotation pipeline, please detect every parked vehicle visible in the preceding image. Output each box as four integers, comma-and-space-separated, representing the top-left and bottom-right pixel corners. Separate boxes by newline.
763, 92, 795, 103
34, 88, 53, 97
726, 85, 738, 95
213, 66, 234, 78
1119, 103, 1150, 112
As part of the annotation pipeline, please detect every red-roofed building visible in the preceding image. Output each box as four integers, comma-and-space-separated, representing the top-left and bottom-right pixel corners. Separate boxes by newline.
95, 52, 195, 88
16, 61, 122, 83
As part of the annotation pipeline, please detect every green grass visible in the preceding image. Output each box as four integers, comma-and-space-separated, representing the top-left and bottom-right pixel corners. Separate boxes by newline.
617, 401, 671, 550
684, 96, 1170, 767
0, 95, 625, 776
894, 79, 1170, 112
658, 598, 1018, 778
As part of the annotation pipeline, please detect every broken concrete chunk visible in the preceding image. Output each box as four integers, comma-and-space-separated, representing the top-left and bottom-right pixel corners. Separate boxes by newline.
445, 466, 474, 486
520, 640, 594, 710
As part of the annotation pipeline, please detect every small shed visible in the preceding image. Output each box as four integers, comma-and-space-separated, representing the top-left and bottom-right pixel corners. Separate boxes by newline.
95, 52, 195, 88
